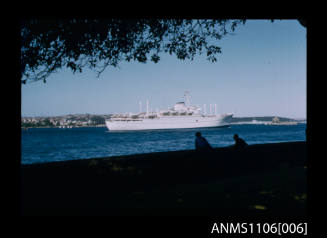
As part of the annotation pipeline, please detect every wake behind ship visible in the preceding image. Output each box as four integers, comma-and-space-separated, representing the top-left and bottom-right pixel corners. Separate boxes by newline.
105, 92, 233, 131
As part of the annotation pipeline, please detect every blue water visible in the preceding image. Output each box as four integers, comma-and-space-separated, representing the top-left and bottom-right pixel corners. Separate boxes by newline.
21, 124, 306, 164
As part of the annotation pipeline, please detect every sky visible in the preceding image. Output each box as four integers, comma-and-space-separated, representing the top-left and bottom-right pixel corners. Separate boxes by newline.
21, 20, 306, 119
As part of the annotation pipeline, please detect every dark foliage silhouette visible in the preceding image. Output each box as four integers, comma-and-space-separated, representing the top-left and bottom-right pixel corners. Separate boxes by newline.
21, 19, 246, 83
21, 19, 306, 84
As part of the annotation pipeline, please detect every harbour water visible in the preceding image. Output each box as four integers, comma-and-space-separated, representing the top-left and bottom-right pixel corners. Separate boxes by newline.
21, 123, 306, 164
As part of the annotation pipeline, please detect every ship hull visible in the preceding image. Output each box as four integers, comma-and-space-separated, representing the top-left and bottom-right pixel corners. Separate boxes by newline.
106, 114, 233, 131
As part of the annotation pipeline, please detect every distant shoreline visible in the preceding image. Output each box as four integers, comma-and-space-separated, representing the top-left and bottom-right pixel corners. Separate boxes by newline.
21, 115, 306, 129
22, 125, 106, 129
21, 122, 306, 129
230, 121, 304, 125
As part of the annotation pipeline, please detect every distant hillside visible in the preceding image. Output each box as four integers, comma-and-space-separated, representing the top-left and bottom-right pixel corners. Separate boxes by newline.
230, 116, 298, 123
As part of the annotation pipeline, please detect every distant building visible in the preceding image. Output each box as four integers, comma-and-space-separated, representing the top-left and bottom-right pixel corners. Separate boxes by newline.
272, 117, 280, 123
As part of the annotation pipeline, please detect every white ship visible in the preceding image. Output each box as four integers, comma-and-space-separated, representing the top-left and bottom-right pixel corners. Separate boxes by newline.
105, 92, 233, 131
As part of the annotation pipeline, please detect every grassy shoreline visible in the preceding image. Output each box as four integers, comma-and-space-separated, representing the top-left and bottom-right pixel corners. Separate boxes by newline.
21, 141, 307, 216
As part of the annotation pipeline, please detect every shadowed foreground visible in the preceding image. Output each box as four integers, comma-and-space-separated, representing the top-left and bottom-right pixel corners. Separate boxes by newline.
21, 142, 307, 216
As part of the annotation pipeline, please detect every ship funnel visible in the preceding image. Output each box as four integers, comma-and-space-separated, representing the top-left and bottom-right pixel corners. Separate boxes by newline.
184, 91, 190, 107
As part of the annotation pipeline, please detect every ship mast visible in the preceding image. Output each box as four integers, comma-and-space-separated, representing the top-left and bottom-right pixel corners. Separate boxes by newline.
184, 91, 190, 107
146, 99, 149, 116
